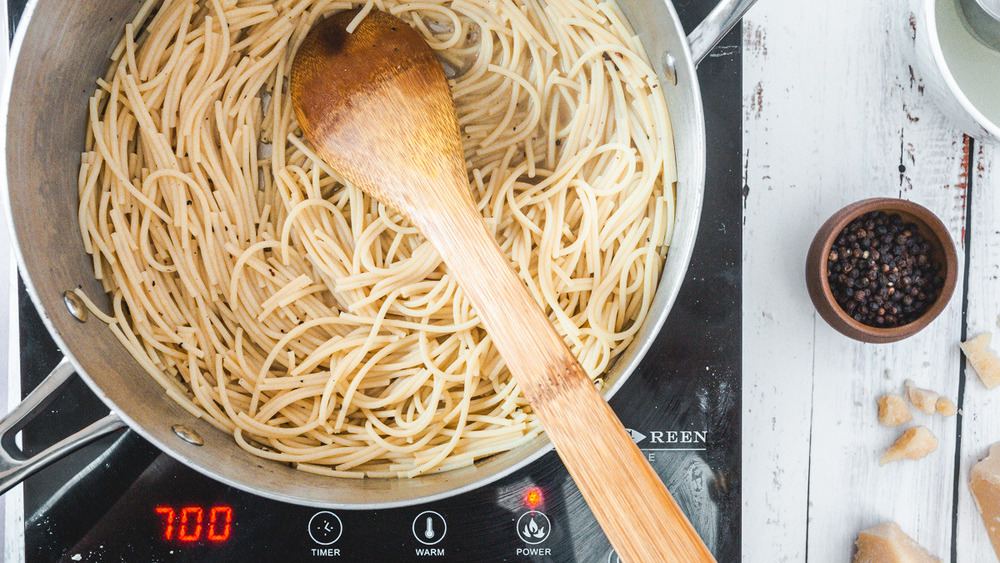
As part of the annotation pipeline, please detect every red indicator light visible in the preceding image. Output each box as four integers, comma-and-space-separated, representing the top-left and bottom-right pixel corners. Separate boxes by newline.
524, 487, 543, 509
156, 505, 233, 543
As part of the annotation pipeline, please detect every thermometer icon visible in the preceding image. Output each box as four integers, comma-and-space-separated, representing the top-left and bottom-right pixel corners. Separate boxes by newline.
424, 516, 435, 539
412, 511, 446, 545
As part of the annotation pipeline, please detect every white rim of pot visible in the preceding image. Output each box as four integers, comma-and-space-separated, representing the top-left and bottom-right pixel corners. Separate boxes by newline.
925, 0, 1000, 139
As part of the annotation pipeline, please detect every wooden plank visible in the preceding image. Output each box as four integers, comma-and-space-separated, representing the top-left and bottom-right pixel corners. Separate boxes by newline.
955, 139, 1000, 563
743, 0, 970, 559
799, 0, 970, 555
806, 169, 967, 563
741, 3, 818, 560
0, 3, 21, 559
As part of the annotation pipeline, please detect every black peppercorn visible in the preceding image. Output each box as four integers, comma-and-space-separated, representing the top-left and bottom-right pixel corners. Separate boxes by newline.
826, 210, 944, 328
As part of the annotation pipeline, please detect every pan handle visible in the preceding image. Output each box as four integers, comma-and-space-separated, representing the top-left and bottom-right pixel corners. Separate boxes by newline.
688, 0, 759, 65
0, 357, 126, 495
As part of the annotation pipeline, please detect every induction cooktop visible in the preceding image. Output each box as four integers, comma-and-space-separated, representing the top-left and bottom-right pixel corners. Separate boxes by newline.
6, 1, 742, 560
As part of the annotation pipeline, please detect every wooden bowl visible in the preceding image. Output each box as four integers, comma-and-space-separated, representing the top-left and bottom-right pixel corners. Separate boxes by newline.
805, 198, 958, 343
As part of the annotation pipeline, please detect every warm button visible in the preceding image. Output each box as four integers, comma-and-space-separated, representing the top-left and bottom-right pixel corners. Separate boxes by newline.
412, 510, 447, 546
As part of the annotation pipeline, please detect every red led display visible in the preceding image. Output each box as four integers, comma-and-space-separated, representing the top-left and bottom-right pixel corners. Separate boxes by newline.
207, 506, 233, 541
155, 507, 174, 540
155, 506, 232, 543
177, 507, 203, 542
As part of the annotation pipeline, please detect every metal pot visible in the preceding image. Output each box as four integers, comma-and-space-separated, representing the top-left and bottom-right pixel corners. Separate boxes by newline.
0, 0, 753, 507
915, 0, 1000, 140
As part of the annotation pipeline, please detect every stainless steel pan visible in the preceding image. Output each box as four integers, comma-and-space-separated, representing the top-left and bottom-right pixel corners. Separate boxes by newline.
0, 0, 754, 507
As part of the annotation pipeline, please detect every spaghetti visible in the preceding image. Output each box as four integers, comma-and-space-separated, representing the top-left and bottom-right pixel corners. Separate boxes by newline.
77, 0, 676, 477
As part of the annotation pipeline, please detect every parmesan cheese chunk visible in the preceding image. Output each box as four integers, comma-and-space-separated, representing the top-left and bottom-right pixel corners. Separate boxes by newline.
853, 522, 941, 562
961, 333, 1000, 390
879, 426, 938, 466
971, 444, 1000, 561
904, 380, 938, 415
935, 396, 957, 417
877, 394, 912, 426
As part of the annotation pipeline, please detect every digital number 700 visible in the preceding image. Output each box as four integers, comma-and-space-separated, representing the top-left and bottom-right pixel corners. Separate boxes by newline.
155, 506, 233, 542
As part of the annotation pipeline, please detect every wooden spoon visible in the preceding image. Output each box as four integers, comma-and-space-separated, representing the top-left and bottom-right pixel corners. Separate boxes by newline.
290, 9, 715, 562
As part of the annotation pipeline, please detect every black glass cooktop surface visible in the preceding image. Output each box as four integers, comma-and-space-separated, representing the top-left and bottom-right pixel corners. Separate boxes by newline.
11, 1, 742, 561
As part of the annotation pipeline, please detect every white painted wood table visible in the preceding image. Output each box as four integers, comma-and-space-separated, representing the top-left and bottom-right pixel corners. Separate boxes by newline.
742, 0, 1000, 561
0, 0, 999, 562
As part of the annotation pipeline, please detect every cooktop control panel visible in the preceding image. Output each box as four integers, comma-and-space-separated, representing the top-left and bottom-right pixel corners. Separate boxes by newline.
64, 455, 601, 561
47, 434, 721, 562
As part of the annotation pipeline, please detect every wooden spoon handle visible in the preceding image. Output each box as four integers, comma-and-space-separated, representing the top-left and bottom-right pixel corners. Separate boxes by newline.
417, 201, 716, 563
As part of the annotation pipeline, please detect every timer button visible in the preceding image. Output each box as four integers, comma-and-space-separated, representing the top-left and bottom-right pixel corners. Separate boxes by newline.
308, 511, 343, 545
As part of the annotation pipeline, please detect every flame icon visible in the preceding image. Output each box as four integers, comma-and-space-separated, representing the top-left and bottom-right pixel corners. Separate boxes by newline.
523, 517, 546, 539
517, 510, 551, 544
